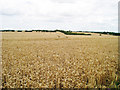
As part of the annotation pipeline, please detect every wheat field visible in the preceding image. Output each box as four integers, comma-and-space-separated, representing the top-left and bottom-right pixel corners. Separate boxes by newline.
2, 32, 119, 88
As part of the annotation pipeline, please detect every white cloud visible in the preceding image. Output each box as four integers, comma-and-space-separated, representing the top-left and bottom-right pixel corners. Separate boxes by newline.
0, 0, 119, 32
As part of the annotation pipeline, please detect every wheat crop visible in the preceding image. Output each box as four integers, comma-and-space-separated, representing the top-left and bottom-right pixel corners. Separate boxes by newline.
2, 32, 119, 88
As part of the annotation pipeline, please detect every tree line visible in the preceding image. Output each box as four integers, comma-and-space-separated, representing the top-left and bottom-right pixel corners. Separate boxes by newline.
0, 30, 120, 36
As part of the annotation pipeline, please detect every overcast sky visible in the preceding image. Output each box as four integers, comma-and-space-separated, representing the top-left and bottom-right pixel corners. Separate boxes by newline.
0, 0, 119, 32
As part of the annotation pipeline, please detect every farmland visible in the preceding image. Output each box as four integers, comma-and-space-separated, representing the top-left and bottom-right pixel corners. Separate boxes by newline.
2, 32, 119, 88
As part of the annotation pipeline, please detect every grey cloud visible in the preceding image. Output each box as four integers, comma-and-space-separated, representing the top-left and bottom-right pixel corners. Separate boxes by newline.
0, 12, 18, 16
0, 9, 21, 16
25, 0, 33, 5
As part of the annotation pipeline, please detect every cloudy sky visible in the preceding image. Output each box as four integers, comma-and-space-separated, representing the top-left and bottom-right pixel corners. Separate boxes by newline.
0, 0, 119, 32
